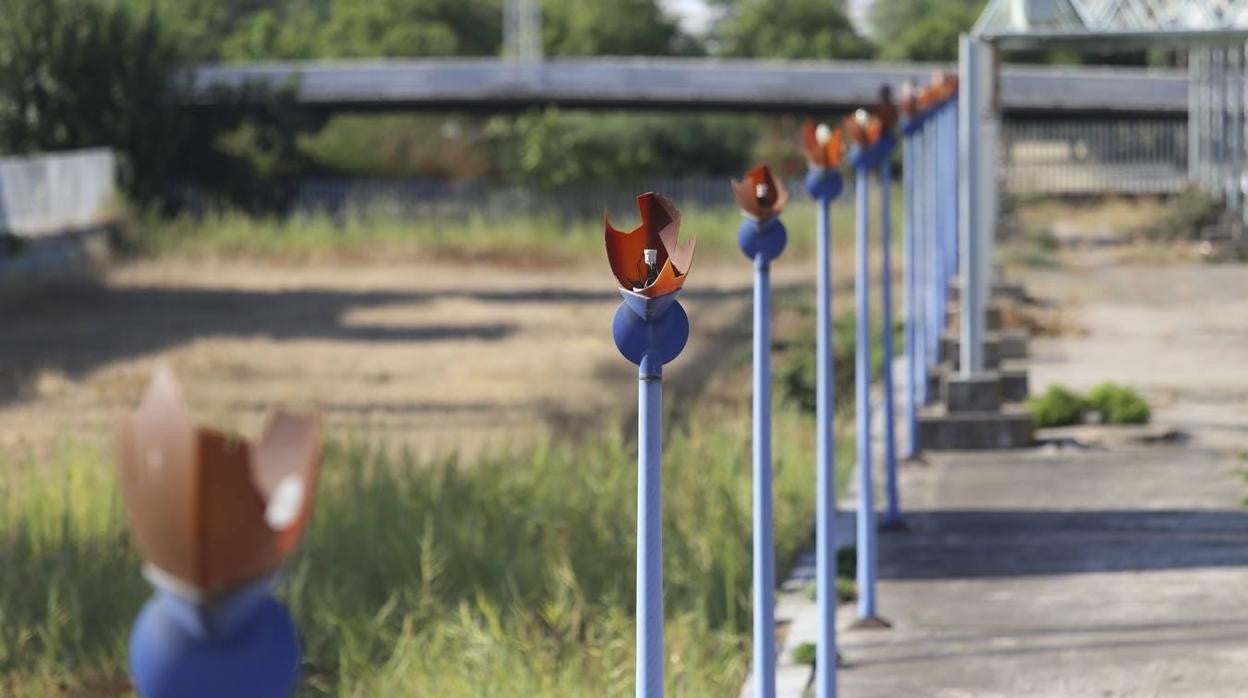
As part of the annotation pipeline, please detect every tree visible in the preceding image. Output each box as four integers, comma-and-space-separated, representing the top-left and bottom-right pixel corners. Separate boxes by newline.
870, 0, 984, 61
483, 109, 757, 188
713, 0, 874, 60
0, 0, 186, 203
542, 0, 699, 57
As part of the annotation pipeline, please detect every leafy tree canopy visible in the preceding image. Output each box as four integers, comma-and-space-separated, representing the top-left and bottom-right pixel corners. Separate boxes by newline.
713, 0, 875, 60
870, 0, 984, 61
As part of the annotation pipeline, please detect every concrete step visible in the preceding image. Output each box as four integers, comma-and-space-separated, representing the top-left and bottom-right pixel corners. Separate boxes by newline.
945, 301, 1005, 331
940, 328, 1029, 366
943, 372, 1003, 412
918, 403, 1035, 450
926, 362, 1029, 405
948, 278, 1029, 304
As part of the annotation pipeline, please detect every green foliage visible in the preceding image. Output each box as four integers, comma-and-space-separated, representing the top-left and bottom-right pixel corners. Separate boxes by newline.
543, 0, 696, 57
482, 109, 758, 188
0, 384, 835, 694
0, 0, 186, 203
871, 0, 983, 61
714, 0, 874, 60
1026, 385, 1089, 428
1087, 383, 1151, 425
1028, 383, 1151, 427
792, 642, 817, 666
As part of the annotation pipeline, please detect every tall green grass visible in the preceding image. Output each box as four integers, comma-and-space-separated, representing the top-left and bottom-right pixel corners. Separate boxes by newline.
0, 399, 847, 696
124, 197, 895, 265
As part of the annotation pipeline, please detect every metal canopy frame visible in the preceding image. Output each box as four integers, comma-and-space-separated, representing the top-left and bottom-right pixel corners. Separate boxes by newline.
953, 0, 1248, 379
975, 0, 1248, 45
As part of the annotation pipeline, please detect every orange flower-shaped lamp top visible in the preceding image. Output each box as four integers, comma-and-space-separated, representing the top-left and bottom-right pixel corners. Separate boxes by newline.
117, 366, 321, 599
843, 108, 880, 148
605, 192, 696, 298
802, 120, 844, 169
731, 165, 789, 221
918, 73, 958, 110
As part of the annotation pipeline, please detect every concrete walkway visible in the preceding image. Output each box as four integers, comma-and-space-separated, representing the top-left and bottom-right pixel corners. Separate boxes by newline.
836, 260, 1248, 697
742, 259, 1248, 697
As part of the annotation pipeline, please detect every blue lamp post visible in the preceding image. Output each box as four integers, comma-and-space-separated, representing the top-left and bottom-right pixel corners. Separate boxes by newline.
733, 165, 789, 698
606, 192, 696, 698
801, 120, 845, 698
844, 108, 893, 630
117, 366, 321, 698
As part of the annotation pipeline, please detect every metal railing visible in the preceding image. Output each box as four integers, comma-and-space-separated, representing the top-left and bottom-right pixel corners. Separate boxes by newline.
0, 148, 117, 238
1000, 117, 1189, 195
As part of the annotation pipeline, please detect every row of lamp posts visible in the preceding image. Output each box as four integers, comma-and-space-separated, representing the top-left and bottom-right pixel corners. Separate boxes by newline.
107, 76, 960, 698
609, 73, 961, 698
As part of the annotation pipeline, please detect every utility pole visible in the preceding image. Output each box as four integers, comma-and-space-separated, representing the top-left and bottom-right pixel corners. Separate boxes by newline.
503, 0, 543, 61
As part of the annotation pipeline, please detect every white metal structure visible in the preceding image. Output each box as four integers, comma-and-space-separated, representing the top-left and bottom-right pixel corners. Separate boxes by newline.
976, 0, 1248, 38
0, 148, 116, 239
954, 0, 1248, 376
503, 0, 542, 62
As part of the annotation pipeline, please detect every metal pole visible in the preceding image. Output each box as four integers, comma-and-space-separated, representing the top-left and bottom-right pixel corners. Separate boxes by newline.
853, 166, 878, 623
958, 35, 985, 376
879, 159, 901, 527
636, 362, 664, 698
815, 196, 838, 698
752, 252, 776, 698
902, 127, 919, 455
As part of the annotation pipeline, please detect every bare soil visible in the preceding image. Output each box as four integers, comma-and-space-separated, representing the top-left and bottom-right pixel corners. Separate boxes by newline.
0, 257, 819, 461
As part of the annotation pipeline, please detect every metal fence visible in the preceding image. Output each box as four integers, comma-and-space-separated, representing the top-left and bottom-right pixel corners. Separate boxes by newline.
289, 174, 822, 223
283, 117, 1191, 221
1000, 117, 1189, 196
0, 148, 117, 239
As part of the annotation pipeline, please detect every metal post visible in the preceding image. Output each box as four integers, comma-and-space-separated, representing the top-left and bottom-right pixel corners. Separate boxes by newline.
1189, 48, 1202, 186
815, 197, 838, 698
902, 125, 919, 457
606, 193, 695, 698
804, 160, 843, 698
959, 35, 985, 376
733, 167, 788, 698
752, 252, 776, 698
879, 158, 901, 528
853, 165, 879, 624
636, 363, 664, 698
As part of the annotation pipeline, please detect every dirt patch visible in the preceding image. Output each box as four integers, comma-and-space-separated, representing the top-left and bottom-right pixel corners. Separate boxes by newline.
0, 257, 818, 462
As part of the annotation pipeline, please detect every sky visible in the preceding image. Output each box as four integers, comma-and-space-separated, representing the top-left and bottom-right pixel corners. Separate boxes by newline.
659, 0, 719, 35
660, 0, 876, 37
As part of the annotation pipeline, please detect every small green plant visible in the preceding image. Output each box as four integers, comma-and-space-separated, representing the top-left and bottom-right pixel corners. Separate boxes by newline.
792, 642, 817, 666
1087, 383, 1151, 425
1027, 383, 1151, 427
1026, 385, 1089, 428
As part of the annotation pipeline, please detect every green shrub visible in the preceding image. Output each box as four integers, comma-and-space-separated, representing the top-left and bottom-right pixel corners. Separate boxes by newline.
1026, 385, 1089, 428
1087, 383, 1151, 424
792, 642, 817, 666
1142, 187, 1224, 241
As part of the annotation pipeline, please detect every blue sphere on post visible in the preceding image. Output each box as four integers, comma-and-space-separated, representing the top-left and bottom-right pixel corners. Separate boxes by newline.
732, 165, 790, 264
116, 367, 321, 698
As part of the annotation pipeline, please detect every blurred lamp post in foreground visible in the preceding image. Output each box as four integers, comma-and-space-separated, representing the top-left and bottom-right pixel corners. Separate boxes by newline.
118, 366, 321, 698
606, 192, 696, 698
732, 165, 788, 698
844, 100, 895, 630
801, 119, 844, 698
